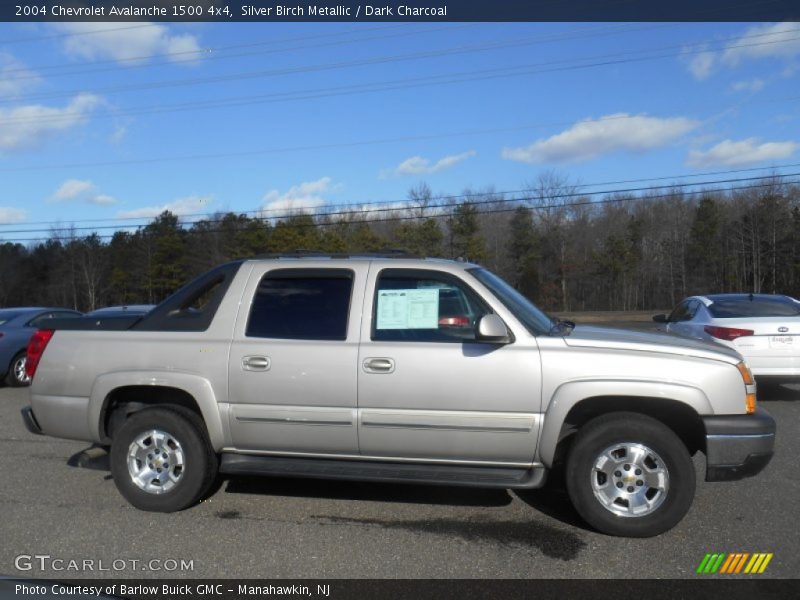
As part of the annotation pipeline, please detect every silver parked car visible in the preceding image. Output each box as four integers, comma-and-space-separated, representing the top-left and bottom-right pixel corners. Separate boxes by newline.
654, 294, 800, 380
0, 307, 82, 386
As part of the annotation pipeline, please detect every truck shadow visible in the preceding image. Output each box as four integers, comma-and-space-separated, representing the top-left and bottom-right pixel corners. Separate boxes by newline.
513, 484, 587, 530
223, 475, 514, 508
756, 381, 800, 401
67, 445, 110, 471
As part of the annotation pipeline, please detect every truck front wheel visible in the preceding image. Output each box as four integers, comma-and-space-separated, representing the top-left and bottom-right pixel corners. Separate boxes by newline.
110, 406, 218, 512
565, 412, 695, 537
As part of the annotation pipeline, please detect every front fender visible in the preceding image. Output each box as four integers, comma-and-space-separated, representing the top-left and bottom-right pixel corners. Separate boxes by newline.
88, 371, 226, 451
537, 379, 712, 467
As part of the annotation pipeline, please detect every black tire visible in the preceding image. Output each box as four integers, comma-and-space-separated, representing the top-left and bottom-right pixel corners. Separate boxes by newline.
565, 412, 695, 537
5, 351, 30, 387
110, 406, 218, 512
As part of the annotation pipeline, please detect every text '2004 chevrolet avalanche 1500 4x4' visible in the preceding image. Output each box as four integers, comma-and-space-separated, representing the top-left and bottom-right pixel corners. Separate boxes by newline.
21, 255, 775, 537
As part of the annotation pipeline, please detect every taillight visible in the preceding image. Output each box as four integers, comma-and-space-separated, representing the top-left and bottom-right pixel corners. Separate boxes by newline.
438, 315, 471, 328
25, 329, 54, 380
704, 325, 754, 341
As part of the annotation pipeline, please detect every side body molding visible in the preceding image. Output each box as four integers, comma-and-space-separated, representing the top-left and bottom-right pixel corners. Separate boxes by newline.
537, 379, 713, 467
88, 371, 226, 450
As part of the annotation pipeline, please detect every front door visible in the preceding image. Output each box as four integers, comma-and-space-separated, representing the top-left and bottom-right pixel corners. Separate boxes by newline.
357, 267, 542, 465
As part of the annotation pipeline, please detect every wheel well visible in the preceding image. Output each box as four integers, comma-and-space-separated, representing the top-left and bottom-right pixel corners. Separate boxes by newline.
552, 396, 705, 465
101, 386, 205, 441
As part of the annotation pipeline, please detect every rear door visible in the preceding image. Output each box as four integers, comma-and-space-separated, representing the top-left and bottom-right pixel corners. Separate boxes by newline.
227, 264, 367, 455
356, 266, 542, 465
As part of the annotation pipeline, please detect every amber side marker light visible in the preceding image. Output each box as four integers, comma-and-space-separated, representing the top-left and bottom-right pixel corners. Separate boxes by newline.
736, 361, 757, 414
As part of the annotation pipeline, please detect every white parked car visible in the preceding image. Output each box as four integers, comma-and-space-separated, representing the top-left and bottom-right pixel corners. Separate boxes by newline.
654, 294, 800, 379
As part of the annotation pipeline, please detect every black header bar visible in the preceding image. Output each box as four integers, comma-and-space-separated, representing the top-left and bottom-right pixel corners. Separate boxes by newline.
4, 1, 800, 23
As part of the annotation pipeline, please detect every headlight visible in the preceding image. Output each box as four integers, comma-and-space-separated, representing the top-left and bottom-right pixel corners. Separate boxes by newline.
736, 361, 757, 414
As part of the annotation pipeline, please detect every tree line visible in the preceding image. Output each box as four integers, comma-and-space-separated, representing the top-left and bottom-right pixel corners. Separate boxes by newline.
1, 174, 798, 313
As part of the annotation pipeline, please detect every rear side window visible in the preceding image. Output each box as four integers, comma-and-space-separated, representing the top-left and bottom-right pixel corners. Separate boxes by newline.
246, 269, 353, 341
708, 296, 800, 318
668, 300, 695, 322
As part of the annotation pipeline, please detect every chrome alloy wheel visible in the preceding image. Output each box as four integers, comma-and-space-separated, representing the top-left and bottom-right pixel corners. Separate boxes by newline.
13, 356, 30, 385
590, 442, 669, 517
127, 429, 185, 494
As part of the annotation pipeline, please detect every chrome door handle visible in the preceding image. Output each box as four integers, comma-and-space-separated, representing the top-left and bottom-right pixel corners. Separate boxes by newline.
363, 357, 395, 374
242, 355, 271, 371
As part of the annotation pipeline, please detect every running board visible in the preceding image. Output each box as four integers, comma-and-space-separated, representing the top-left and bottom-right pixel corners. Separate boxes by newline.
219, 453, 547, 489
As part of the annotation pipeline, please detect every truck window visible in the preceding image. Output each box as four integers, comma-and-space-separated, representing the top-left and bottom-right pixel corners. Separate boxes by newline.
246, 269, 353, 341
371, 269, 488, 343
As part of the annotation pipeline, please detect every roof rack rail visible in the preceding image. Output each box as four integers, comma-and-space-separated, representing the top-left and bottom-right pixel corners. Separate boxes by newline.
250, 248, 424, 260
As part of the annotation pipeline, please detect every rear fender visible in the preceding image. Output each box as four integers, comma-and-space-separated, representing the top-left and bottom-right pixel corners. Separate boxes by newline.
89, 371, 226, 450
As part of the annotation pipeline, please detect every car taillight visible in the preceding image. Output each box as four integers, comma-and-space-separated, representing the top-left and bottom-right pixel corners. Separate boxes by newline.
25, 329, 54, 380
438, 315, 471, 328
704, 325, 754, 341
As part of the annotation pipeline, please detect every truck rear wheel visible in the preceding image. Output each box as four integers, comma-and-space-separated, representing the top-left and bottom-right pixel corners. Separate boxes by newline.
565, 412, 695, 537
110, 406, 217, 512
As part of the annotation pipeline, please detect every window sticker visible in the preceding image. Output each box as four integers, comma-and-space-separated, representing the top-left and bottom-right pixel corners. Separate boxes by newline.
376, 288, 440, 330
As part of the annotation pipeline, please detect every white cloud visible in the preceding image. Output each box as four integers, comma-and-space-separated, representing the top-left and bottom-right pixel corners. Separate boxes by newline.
116, 195, 212, 219
110, 124, 128, 145
731, 78, 765, 93
90, 194, 117, 206
0, 93, 101, 152
52, 179, 95, 201
502, 113, 699, 164
0, 52, 40, 97
684, 23, 800, 79
722, 22, 800, 66
261, 177, 337, 213
0, 207, 26, 224
55, 23, 202, 65
687, 51, 716, 81
390, 151, 477, 177
687, 138, 798, 168
49, 179, 117, 205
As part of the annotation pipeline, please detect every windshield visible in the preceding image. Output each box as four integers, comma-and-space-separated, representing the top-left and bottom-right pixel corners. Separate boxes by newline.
708, 296, 800, 318
468, 268, 554, 335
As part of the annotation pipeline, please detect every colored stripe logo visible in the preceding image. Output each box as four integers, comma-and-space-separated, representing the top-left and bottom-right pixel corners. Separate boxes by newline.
696, 553, 773, 574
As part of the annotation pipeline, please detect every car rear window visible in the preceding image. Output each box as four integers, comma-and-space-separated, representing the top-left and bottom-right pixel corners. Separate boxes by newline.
708, 297, 800, 318
0, 310, 22, 325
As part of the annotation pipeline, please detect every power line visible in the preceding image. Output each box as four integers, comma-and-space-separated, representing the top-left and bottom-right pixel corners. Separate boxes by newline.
0, 23, 472, 80
4, 37, 800, 131
1, 23, 647, 82
2, 173, 796, 239
3, 179, 796, 244
3, 25, 798, 110
1, 96, 797, 173
0, 23, 159, 45
3, 162, 797, 228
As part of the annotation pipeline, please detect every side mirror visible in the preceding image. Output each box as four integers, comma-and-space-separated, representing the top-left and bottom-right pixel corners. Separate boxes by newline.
476, 314, 511, 344
652, 314, 668, 323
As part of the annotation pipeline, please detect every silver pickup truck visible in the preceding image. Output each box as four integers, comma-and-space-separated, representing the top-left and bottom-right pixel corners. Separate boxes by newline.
20, 255, 775, 537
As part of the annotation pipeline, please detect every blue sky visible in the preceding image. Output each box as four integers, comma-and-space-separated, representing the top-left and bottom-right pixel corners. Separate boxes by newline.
0, 21, 798, 240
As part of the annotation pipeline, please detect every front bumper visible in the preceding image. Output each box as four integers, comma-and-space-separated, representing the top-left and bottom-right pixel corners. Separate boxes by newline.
703, 408, 775, 482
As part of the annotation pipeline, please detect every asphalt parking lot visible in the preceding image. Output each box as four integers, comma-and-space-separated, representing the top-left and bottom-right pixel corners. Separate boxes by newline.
0, 383, 798, 580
